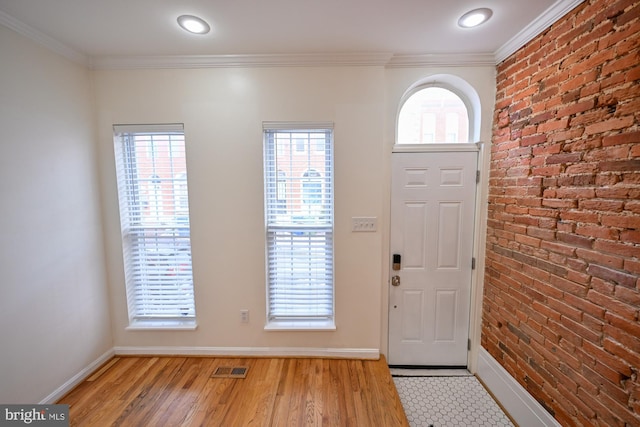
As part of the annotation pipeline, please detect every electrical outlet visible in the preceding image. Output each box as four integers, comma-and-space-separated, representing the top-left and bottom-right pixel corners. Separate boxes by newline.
351, 217, 377, 232
240, 309, 249, 323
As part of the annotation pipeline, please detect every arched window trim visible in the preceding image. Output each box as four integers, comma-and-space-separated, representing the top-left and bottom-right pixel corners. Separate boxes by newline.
395, 75, 481, 146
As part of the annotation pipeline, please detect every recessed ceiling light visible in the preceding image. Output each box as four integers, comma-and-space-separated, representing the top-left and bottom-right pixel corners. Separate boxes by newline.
458, 8, 493, 28
177, 15, 210, 35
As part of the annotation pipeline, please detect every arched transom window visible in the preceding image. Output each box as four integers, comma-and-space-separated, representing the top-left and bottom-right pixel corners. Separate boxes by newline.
397, 87, 470, 144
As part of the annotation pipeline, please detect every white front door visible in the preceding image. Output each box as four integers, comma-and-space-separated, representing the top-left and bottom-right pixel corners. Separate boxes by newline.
388, 149, 478, 366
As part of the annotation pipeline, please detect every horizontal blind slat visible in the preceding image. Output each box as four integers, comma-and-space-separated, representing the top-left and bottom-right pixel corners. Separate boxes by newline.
264, 127, 334, 321
114, 127, 196, 321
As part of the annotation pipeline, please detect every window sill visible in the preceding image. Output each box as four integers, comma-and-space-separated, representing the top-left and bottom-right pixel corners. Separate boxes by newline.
126, 319, 198, 331
264, 319, 336, 331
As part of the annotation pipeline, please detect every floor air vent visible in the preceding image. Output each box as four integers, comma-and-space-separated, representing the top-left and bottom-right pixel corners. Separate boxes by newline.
211, 366, 248, 379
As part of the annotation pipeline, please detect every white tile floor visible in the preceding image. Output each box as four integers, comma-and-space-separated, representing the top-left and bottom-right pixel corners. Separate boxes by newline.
393, 373, 514, 427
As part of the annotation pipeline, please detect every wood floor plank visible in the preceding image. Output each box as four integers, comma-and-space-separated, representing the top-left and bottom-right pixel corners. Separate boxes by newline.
59, 356, 409, 426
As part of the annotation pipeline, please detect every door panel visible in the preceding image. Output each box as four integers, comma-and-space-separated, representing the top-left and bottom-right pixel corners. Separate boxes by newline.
437, 202, 462, 268
389, 150, 477, 366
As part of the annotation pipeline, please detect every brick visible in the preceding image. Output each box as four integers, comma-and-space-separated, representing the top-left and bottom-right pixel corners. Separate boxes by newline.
585, 144, 631, 162
576, 387, 626, 427
538, 118, 570, 133
625, 64, 640, 83
596, 186, 632, 199
546, 152, 583, 165
532, 164, 563, 177
602, 214, 640, 229
560, 210, 599, 223
557, 221, 575, 233
580, 340, 633, 378
579, 199, 624, 212
565, 162, 599, 176
587, 264, 637, 288
563, 292, 606, 319
566, 267, 591, 285
557, 232, 594, 249
521, 134, 548, 147
605, 312, 640, 339
599, 159, 640, 172
507, 322, 531, 344
603, 337, 640, 368
558, 383, 596, 420
585, 116, 635, 135
558, 21, 596, 49
602, 49, 639, 75
581, 364, 630, 408
620, 229, 640, 243
575, 224, 619, 240
622, 258, 640, 274
614, 285, 640, 307
540, 240, 576, 256
593, 359, 627, 385
591, 277, 616, 296
550, 274, 589, 297
587, 290, 638, 320
527, 226, 556, 241
557, 99, 596, 118
597, 389, 640, 427
564, 135, 603, 152
515, 233, 541, 248
575, 248, 624, 269
542, 198, 577, 209
555, 187, 595, 199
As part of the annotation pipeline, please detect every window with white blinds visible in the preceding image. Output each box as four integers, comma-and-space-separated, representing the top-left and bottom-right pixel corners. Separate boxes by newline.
113, 124, 196, 327
263, 123, 334, 326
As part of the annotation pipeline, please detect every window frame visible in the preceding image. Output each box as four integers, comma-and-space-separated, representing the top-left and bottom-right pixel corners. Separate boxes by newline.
396, 77, 480, 146
397, 86, 470, 144
263, 122, 335, 331
112, 123, 197, 330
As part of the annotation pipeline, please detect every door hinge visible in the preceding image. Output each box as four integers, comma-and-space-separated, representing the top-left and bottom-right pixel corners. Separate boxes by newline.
471, 257, 476, 270
476, 170, 480, 183
468, 339, 471, 351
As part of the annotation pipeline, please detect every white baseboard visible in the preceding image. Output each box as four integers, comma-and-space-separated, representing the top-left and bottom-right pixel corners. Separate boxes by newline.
113, 346, 380, 360
40, 348, 115, 404
477, 347, 561, 427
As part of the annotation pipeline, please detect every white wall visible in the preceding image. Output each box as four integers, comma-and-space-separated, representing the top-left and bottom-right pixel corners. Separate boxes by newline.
95, 64, 497, 355
95, 66, 387, 352
0, 26, 112, 403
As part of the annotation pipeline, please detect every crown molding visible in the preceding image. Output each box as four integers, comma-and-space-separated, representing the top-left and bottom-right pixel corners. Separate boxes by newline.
0, 9, 89, 66
92, 52, 496, 70
494, 0, 586, 64
2, 0, 584, 70
90, 52, 395, 70
386, 53, 496, 68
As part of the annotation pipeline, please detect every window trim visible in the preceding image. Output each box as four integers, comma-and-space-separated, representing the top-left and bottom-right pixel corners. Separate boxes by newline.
113, 123, 197, 330
263, 122, 335, 330
395, 75, 482, 146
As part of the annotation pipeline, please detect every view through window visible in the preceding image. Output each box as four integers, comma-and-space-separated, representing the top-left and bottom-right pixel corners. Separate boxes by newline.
397, 87, 470, 144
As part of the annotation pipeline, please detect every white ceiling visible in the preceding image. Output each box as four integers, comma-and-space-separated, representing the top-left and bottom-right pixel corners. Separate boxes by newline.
0, 0, 581, 67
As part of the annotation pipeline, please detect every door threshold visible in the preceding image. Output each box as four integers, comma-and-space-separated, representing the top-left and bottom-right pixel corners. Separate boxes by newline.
389, 366, 471, 377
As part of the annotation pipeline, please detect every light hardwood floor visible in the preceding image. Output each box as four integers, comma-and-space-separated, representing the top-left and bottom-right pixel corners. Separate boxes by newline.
58, 356, 409, 426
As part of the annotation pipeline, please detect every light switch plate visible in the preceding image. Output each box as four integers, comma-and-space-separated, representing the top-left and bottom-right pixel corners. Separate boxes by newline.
352, 217, 377, 232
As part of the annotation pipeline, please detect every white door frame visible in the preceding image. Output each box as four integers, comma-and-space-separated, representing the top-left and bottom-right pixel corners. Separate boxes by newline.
383, 142, 489, 372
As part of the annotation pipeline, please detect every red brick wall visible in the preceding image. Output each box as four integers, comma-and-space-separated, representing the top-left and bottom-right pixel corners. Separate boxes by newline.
482, 0, 640, 425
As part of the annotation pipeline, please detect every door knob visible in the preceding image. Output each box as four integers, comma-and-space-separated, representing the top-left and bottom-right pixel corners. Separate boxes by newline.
391, 275, 401, 286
